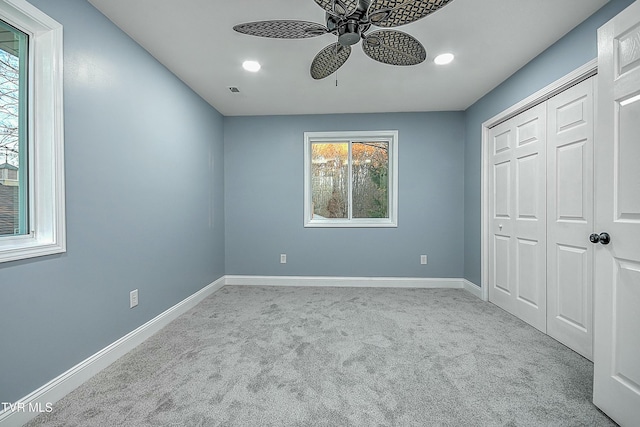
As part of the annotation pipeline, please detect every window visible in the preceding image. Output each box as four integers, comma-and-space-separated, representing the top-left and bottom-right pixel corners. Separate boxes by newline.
0, 19, 28, 237
0, 0, 65, 263
304, 130, 398, 228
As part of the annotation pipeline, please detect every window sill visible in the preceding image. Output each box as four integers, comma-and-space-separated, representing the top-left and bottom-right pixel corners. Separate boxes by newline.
0, 234, 66, 263
304, 219, 398, 228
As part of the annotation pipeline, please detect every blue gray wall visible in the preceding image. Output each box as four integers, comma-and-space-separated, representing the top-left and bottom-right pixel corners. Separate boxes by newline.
224, 112, 465, 278
0, 0, 225, 404
462, 0, 636, 286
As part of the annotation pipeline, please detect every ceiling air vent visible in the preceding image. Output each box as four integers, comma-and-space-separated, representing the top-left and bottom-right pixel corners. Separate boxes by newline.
229, 87, 240, 93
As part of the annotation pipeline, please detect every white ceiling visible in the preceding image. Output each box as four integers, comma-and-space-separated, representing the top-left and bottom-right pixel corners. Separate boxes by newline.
87, 0, 608, 116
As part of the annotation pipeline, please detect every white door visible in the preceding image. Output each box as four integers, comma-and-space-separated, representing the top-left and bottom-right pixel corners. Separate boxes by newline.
489, 103, 547, 332
546, 77, 595, 360
593, 1, 640, 425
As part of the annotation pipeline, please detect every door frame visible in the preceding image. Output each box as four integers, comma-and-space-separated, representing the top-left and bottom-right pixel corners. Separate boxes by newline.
480, 59, 598, 301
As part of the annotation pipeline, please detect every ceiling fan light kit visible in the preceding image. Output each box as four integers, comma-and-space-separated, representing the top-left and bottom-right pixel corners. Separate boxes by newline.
233, 0, 454, 79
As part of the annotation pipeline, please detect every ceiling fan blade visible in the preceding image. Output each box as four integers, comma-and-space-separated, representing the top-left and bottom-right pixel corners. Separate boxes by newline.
362, 30, 426, 65
368, 0, 454, 28
313, 0, 359, 18
233, 20, 328, 38
310, 43, 352, 79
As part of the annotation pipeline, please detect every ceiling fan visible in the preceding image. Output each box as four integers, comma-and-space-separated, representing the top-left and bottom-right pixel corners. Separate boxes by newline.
233, 0, 454, 80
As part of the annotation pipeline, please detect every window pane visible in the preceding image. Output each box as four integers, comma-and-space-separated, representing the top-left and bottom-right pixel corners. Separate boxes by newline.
0, 20, 28, 236
311, 142, 348, 219
352, 141, 389, 219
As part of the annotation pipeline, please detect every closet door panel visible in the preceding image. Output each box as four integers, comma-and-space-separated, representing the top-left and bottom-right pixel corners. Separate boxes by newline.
546, 77, 594, 360
489, 121, 514, 311
489, 103, 547, 332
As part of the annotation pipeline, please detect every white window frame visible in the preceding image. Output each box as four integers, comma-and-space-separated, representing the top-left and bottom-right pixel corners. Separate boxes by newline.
0, 0, 65, 263
304, 130, 398, 228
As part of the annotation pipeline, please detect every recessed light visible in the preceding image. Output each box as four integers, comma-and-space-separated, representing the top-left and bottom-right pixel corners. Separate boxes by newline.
434, 53, 454, 65
242, 60, 261, 72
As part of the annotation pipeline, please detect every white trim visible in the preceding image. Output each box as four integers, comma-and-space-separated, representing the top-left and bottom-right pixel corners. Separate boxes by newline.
483, 59, 598, 128
0, 0, 66, 263
463, 279, 482, 299
303, 130, 399, 228
225, 274, 471, 290
0, 277, 225, 427
480, 59, 598, 302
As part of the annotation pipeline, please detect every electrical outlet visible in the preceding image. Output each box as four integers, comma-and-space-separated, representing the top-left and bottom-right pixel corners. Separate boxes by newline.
280, 254, 287, 264
130, 289, 139, 308
420, 255, 428, 265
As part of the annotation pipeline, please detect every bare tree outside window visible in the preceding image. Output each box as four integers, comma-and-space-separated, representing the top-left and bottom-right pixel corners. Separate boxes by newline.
0, 28, 20, 167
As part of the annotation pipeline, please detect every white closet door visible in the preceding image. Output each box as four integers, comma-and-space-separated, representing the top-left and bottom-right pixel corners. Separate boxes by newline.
546, 77, 594, 360
489, 103, 547, 332
593, 1, 640, 423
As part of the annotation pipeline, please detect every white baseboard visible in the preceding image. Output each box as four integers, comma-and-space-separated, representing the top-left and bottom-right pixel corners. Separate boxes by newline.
0, 276, 225, 427
225, 275, 480, 296
1, 274, 483, 426
462, 279, 483, 299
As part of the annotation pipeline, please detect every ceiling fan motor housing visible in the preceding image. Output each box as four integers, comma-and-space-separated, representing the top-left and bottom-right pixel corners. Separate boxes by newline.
338, 20, 361, 45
